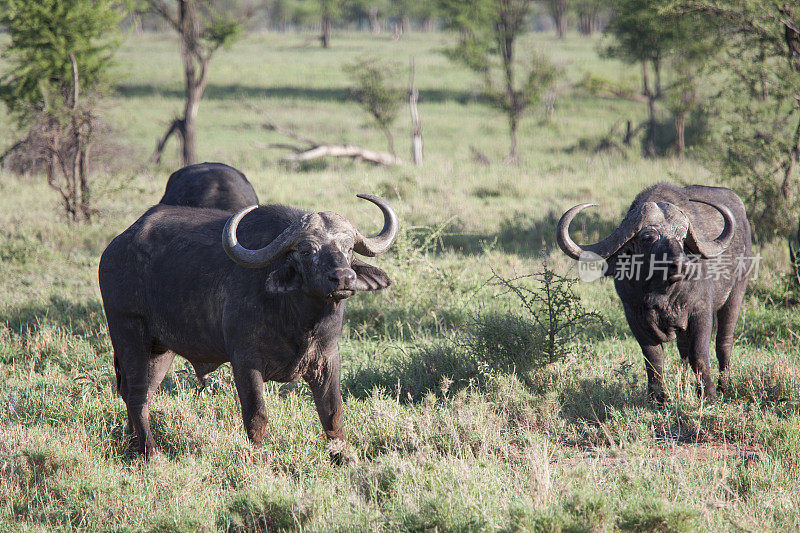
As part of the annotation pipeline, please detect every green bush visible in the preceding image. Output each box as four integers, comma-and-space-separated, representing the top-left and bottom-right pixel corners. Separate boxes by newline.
463, 263, 599, 385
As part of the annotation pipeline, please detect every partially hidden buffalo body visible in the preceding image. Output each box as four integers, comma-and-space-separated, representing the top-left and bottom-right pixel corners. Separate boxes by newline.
557, 183, 752, 402
159, 162, 259, 211
99, 195, 398, 462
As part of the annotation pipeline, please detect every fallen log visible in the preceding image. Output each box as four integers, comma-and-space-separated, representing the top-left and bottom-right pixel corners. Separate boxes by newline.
246, 102, 404, 166
279, 144, 404, 166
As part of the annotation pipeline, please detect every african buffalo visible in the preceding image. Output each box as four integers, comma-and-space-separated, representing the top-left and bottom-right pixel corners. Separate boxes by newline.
159, 162, 258, 211
98, 195, 398, 463
557, 183, 753, 403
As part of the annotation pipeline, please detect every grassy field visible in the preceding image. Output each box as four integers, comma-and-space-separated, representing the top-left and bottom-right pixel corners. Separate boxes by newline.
1, 30, 799, 531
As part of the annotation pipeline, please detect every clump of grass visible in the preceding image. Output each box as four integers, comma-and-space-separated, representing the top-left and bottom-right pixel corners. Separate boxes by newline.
376, 174, 417, 201
221, 485, 311, 532
617, 498, 699, 532
472, 180, 520, 199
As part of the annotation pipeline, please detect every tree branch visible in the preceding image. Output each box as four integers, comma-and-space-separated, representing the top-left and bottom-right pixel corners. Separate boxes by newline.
150, 118, 183, 164
146, 0, 181, 32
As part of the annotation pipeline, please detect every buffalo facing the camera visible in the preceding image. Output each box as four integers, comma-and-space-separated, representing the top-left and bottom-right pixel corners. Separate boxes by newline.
99, 194, 398, 463
159, 162, 259, 211
557, 183, 753, 402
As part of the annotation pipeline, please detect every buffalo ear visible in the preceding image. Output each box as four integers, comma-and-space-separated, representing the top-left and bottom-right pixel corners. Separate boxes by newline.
352, 258, 391, 291
264, 263, 301, 293
604, 254, 617, 278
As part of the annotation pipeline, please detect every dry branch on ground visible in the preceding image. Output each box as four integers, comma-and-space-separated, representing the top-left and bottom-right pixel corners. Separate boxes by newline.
247, 103, 404, 167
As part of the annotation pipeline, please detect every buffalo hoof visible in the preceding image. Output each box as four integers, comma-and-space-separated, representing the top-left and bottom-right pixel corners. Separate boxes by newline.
699, 390, 718, 405
330, 451, 357, 466
647, 388, 667, 406
717, 374, 730, 396
126, 440, 157, 460
695, 382, 717, 404
327, 438, 357, 466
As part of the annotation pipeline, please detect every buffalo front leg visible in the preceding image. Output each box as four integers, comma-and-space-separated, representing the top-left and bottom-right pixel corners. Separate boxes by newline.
232, 361, 269, 447
640, 344, 667, 404
683, 314, 717, 402
304, 352, 353, 465
715, 284, 746, 393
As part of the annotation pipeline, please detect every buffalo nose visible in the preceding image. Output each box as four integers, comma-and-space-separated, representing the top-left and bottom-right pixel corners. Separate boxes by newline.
667, 257, 688, 282
670, 258, 686, 274
328, 268, 356, 289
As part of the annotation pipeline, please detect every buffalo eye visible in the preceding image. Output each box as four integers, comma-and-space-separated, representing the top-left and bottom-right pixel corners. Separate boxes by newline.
295, 245, 317, 256
641, 231, 658, 242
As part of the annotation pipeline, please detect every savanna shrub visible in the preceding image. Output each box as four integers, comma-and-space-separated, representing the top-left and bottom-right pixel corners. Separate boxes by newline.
464, 263, 598, 385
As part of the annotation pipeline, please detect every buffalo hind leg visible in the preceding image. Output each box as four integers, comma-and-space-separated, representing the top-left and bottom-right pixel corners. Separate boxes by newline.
641, 344, 667, 404
305, 351, 352, 465
232, 361, 269, 447
715, 286, 745, 394
108, 316, 161, 457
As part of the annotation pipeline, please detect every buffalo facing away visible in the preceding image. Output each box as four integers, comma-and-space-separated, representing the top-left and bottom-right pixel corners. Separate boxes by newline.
159, 162, 258, 211
557, 183, 752, 402
99, 194, 398, 462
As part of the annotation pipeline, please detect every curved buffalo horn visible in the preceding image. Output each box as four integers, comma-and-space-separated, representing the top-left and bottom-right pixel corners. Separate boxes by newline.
684, 200, 736, 258
352, 194, 399, 257
222, 205, 301, 268
556, 203, 643, 260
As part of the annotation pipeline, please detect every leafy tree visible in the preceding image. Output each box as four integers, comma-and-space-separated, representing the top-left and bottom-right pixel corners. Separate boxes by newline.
575, 0, 607, 35
604, 0, 717, 157
266, 0, 318, 29
389, 0, 441, 32
319, 0, 344, 47
147, 0, 242, 166
545, 0, 568, 38
669, 1, 800, 242
604, 0, 673, 157
441, 0, 560, 160
359, 0, 391, 34
344, 57, 405, 155
0, 0, 123, 222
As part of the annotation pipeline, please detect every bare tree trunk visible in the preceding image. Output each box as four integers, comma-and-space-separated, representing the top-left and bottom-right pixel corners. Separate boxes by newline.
178, 0, 202, 166
382, 126, 396, 156
181, 81, 203, 165
578, 14, 590, 35
548, 0, 567, 38
79, 143, 90, 219
368, 8, 380, 34
674, 112, 686, 160
68, 52, 93, 222
498, 16, 519, 161
321, 16, 331, 48
780, 115, 800, 200
149, 0, 215, 166
409, 59, 423, 166
70, 54, 81, 221
642, 59, 657, 157
578, 4, 599, 35
508, 115, 519, 160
